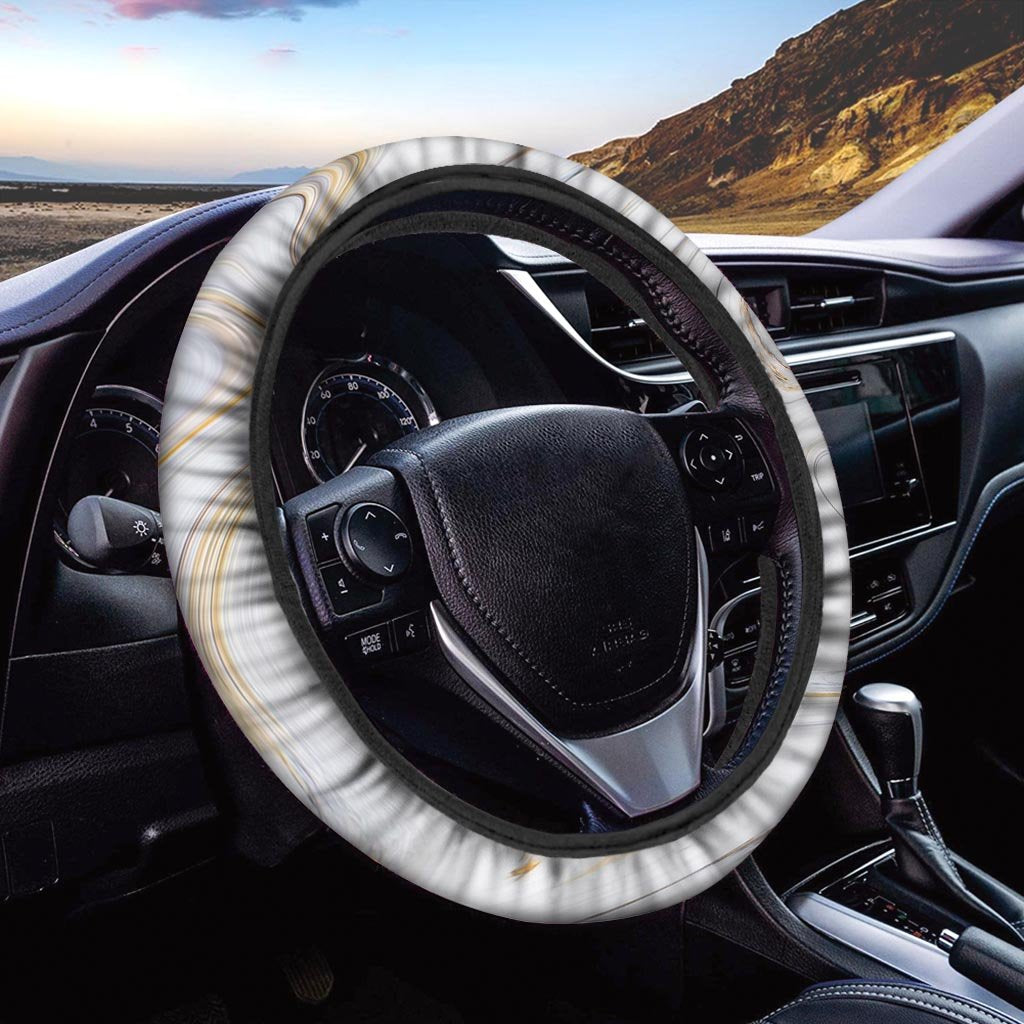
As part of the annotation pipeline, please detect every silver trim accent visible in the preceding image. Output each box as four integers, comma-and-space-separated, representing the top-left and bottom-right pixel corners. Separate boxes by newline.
500, 268, 697, 385
707, 587, 760, 736
783, 334, 959, 366
430, 533, 710, 818
853, 683, 923, 794
788, 892, 1024, 1022
502, 263, 957, 386
850, 519, 956, 560
850, 610, 878, 631
800, 378, 862, 396
651, 331, 957, 382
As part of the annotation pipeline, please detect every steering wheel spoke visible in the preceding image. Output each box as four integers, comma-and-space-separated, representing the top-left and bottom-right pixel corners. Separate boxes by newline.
430, 531, 711, 819
282, 467, 437, 664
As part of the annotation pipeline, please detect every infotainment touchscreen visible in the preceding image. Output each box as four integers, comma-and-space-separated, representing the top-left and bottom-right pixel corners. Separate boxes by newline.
812, 401, 886, 509
799, 357, 932, 549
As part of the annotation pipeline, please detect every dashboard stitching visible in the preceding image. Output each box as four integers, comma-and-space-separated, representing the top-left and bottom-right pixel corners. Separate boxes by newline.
380, 444, 694, 709
0, 190, 277, 338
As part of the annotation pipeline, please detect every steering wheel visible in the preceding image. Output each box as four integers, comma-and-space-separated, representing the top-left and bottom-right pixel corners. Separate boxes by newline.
159, 138, 850, 923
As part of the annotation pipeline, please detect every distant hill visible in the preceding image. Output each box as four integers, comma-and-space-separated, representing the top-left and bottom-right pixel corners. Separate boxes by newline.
571, 0, 1024, 231
0, 168, 59, 183
0, 156, 312, 186
227, 166, 312, 185
0, 157, 94, 182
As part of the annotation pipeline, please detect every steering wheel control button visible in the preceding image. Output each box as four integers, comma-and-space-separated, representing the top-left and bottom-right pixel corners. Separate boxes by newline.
740, 460, 773, 496
707, 518, 741, 554
394, 610, 430, 655
318, 562, 383, 617
306, 505, 341, 564
739, 511, 774, 549
343, 503, 413, 580
682, 428, 742, 492
346, 623, 393, 663
724, 647, 757, 688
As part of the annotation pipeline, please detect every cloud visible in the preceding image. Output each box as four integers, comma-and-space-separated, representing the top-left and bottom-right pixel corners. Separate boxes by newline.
120, 43, 159, 59
260, 43, 297, 64
101, 0, 357, 20
0, 2, 35, 30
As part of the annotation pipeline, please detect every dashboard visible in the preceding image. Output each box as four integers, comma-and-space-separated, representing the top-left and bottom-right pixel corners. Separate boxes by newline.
18, 234, 971, 696
33, 230, 965, 733
3, 189, 1024, 897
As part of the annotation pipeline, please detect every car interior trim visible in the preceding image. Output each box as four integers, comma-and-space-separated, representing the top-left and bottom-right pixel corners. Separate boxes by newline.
501, 264, 956, 385
429, 533, 710, 818
789, 891, 1024, 1022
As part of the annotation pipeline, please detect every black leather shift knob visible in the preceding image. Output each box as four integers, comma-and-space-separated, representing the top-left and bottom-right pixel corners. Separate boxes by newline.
850, 683, 922, 798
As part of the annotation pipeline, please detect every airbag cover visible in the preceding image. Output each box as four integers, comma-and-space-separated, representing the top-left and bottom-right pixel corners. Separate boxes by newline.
373, 404, 695, 737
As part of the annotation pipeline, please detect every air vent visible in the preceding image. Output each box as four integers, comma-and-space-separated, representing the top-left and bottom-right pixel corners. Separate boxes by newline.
583, 277, 668, 364
787, 268, 884, 336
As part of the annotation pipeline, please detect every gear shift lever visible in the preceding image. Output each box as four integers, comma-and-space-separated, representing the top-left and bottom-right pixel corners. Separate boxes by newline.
850, 683, 1024, 947
850, 683, 922, 798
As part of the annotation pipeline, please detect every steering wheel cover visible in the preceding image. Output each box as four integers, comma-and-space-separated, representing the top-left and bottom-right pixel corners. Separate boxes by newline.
160, 137, 850, 923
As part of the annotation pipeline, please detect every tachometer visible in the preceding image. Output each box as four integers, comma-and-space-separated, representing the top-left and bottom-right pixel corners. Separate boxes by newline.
54, 385, 164, 570
301, 354, 438, 482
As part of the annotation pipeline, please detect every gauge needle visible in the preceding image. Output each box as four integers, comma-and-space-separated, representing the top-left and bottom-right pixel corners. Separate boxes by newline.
343, 441, 369, 473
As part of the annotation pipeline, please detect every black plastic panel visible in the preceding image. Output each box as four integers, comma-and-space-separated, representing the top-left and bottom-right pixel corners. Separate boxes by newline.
2, 635, 189, 763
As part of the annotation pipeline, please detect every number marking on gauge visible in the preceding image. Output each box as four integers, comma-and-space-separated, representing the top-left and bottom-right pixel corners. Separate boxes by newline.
300, 355, 437, 482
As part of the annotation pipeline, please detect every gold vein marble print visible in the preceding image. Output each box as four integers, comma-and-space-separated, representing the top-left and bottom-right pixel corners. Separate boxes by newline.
160, 137, 849, 923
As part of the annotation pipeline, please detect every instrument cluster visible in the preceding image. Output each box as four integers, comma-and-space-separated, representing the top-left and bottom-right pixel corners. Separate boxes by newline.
300, 353, 439, 483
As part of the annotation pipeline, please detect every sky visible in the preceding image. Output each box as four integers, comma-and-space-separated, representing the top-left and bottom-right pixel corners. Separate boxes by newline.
0, 0, 849, 181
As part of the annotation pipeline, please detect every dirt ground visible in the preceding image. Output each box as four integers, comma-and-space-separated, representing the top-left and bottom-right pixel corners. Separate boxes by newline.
0, 182, 834, 283
0, 183, 259, 282
673, 206, 837, 237
0, 201, 201, 281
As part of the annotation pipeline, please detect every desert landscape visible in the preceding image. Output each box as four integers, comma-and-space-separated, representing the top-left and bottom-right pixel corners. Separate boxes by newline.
0, 183, 255, 282
2, 0, 1022, 283
572, 0, 1024, 234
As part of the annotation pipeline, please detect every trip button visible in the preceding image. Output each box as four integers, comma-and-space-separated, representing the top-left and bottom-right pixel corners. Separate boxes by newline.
306, 505, 340, 564
343, 503, 413, 581
346, 623, 393, 663
319, 562, 383, 617
740, 460, 773, 496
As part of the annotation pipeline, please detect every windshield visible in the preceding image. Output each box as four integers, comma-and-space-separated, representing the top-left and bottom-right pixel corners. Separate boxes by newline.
1, 0, 1022, 280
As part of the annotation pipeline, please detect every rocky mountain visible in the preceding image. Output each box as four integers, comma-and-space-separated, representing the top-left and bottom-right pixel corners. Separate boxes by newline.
571, 0, 1024, 232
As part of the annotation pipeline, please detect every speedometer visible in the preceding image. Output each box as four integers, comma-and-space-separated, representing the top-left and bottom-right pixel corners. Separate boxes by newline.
301, 354, 438, 482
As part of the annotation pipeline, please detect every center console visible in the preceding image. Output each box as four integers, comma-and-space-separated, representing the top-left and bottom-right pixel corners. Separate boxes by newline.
786, 684, 1024, 1021
705, 332, 960, 722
